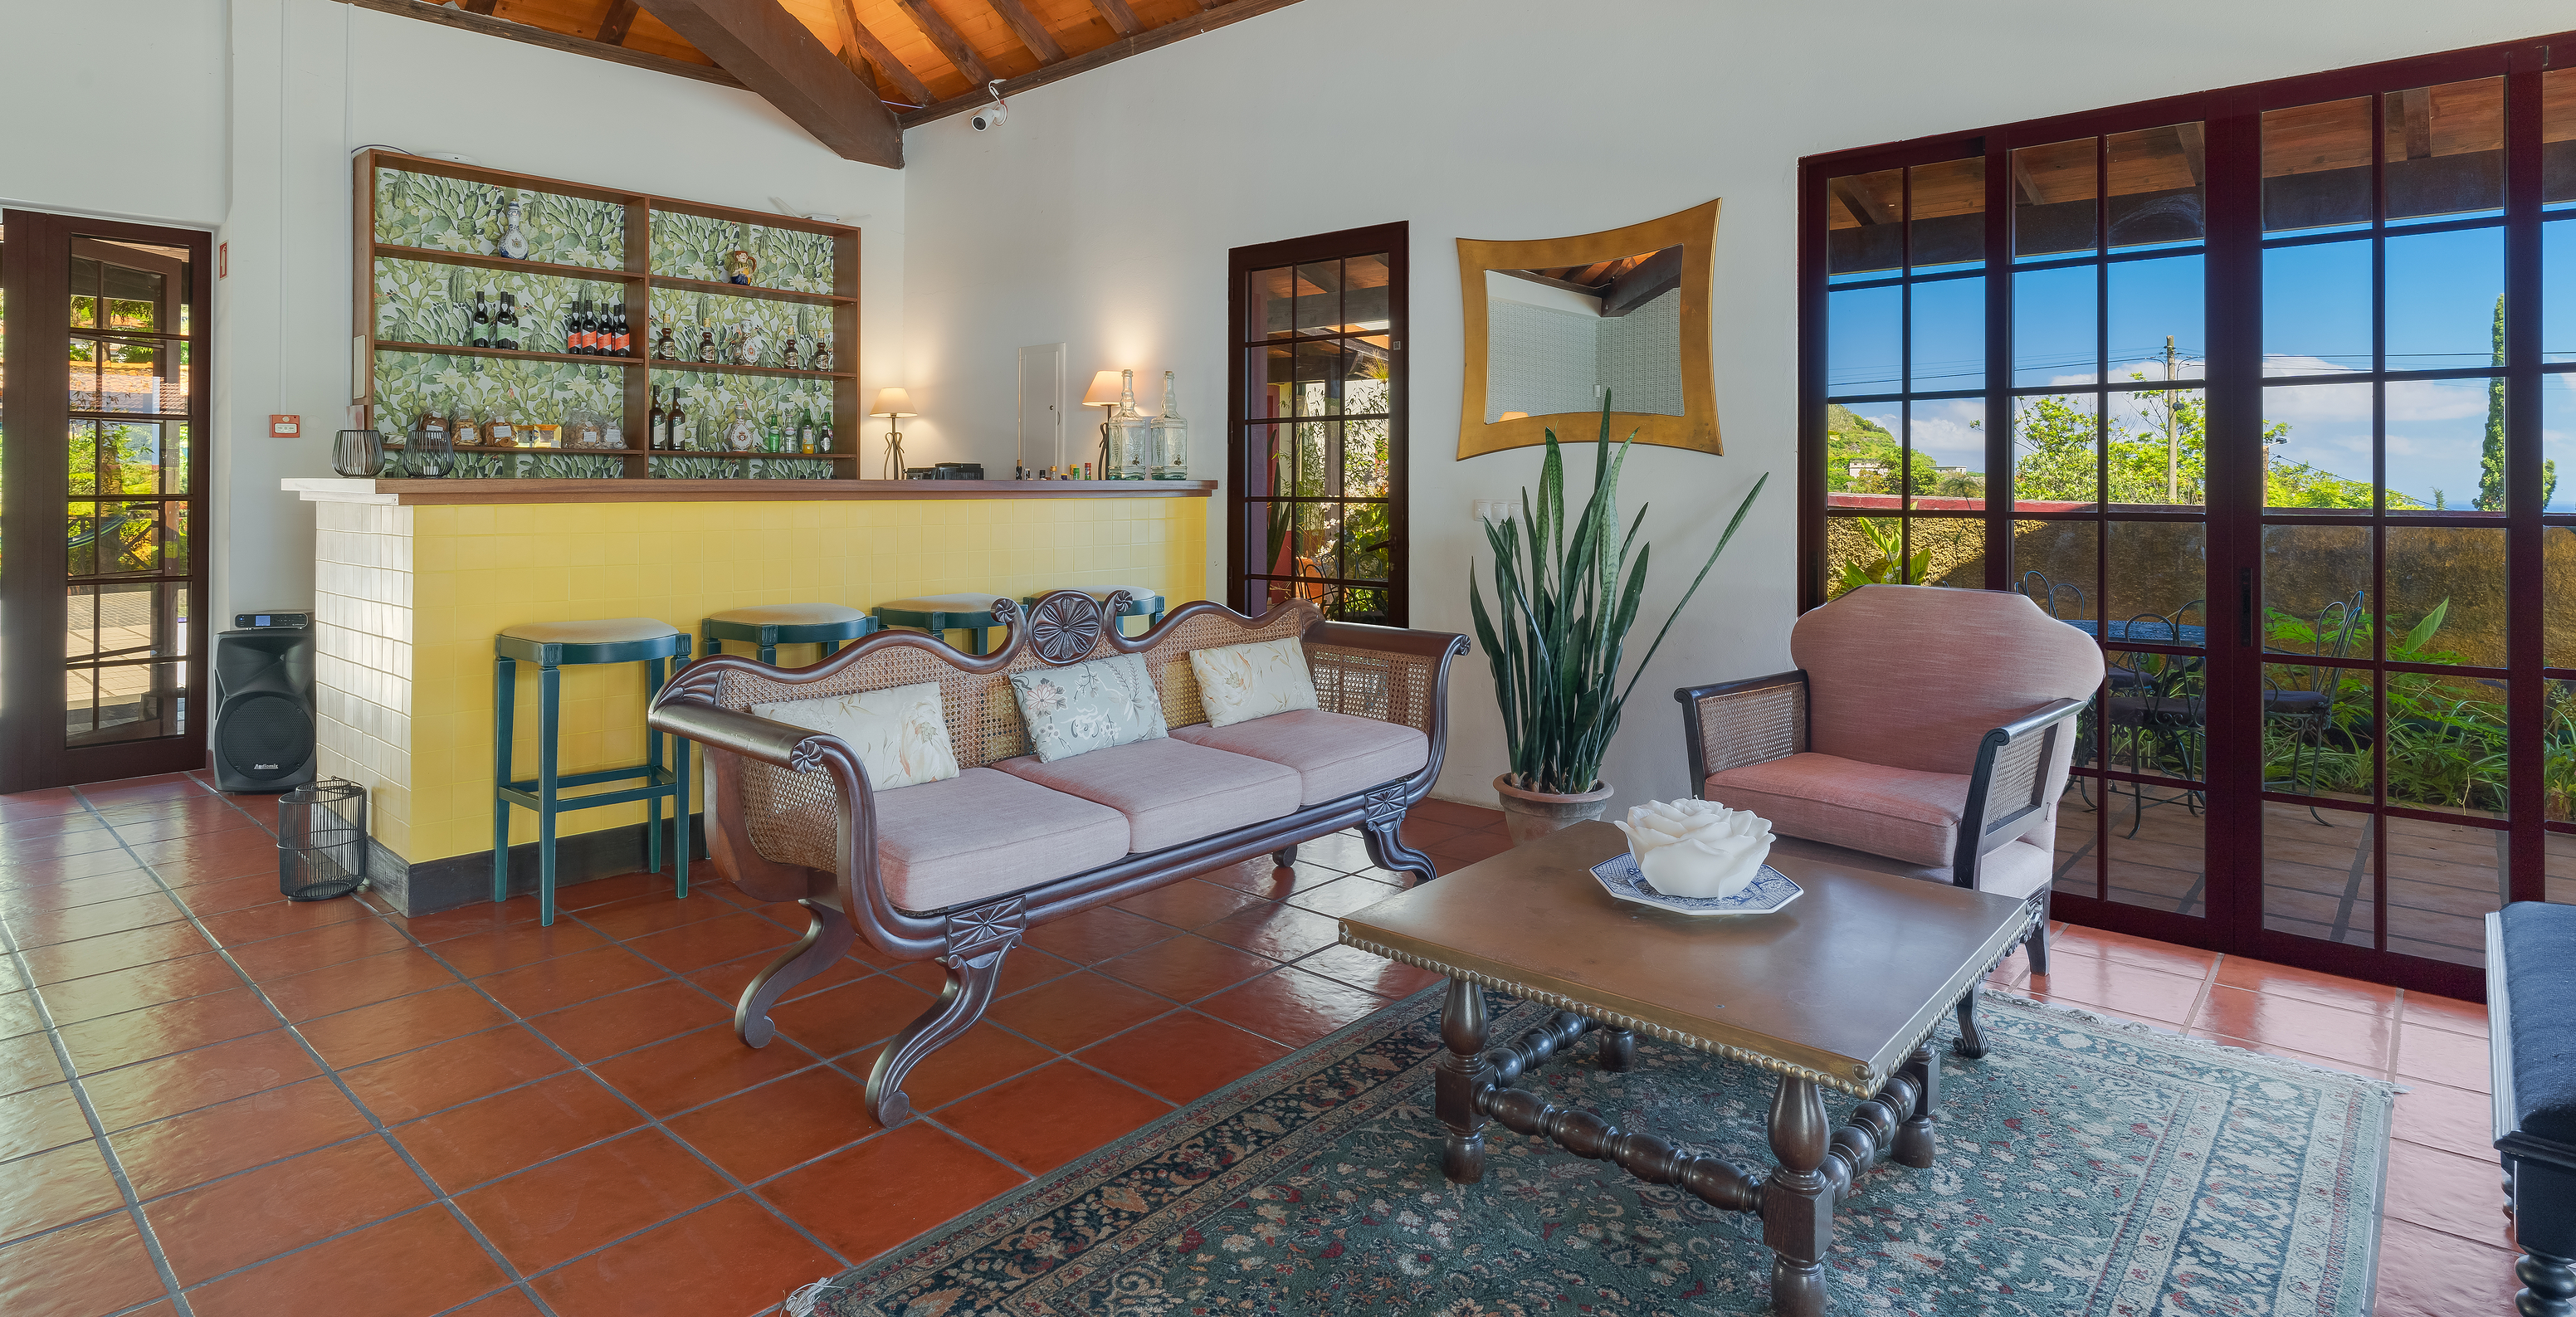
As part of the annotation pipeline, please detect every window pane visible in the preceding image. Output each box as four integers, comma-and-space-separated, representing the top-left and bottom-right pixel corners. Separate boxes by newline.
2107, 256, 2203, 383
2013, 518, 2100, 622
1824, 402, 1904, 508
1247, 344, 1290, 418
2379, 676, 2505, 818
1912, 515, 1986, 588
1827, 284, 1900, 397
2549, 685, 2576, 827
2386, 227, 2503, 373
2107, 520, 2208, 636
2386, 524, 2506, 667
1343, 417, 1390, 500
2264, 97, 2373, 234
2383, 77, 2505, 223
2546, 221, 2576, 363
2262, 662, 2374, 802
2262, 524, 2371, 661
2013, 393, 2100, 508
1293, 262, 1340, 334
1342, 254, 1392, 332
1290, 420, 1339, 498
2548, 69, 2576, 208
2261, 799, 2376, 949
2263, 382, 2375, 509
1346, 337, 1392, 417
1909, 397, 1988, 510
69, 253, 98, 327
2387, 815, 2505, 966
1248, 266, 1296, 341
2106, 388, 2205, 506
2014, 263, 2096, 386
2106, 123, 2207, 250
1292, 339, 1342, 417
2385, 376, 2497, 512
2013, 138, 2095, 260
2264, 239, 2370, 374
1909, 157, 1984, 271
1824, 168, 1903, 278
1822, 515, 1923, 599
1908, 275, 1984, 391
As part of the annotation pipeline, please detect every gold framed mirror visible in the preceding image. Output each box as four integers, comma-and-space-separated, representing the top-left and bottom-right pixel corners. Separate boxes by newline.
1456, 199, 1720, 459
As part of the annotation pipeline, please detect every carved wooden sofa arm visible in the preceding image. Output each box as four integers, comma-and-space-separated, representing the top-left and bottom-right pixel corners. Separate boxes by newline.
648, 591, 1467, 1126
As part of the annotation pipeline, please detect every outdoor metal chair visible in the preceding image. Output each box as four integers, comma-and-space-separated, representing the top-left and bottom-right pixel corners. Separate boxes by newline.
2264, 589, 2366, 823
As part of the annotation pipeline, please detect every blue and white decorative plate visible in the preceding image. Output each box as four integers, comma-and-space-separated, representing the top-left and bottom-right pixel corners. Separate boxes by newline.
1588, 852, 1803, 917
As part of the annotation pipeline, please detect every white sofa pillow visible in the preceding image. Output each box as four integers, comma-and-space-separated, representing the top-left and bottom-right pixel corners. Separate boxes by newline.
753, 681, 959, 789
1188, 637, 1320, 728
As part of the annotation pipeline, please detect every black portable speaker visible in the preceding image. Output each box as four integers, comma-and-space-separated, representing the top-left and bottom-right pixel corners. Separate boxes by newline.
212, 623, 317, 793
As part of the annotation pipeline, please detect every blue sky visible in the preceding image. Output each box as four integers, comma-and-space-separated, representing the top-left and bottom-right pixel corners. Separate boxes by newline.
1828, 215, 2576, 510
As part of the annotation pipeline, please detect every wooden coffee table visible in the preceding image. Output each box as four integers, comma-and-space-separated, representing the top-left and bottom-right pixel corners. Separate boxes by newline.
1338, 821, 2037, 1317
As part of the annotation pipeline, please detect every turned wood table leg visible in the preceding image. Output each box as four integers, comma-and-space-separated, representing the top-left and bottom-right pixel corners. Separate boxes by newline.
1598, 1027, 1636, 1072
1763, 1074, 1833, 1317
2518, 1249, 2576, 1317
1893, 1042, 1940, 1168
1437, 977, 1491, 1183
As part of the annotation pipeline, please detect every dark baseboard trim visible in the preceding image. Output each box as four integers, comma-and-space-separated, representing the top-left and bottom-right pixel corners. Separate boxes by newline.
380, 814, 710, 917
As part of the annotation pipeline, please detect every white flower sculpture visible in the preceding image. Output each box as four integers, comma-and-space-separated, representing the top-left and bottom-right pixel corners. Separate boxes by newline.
1611, 798, 1774, 900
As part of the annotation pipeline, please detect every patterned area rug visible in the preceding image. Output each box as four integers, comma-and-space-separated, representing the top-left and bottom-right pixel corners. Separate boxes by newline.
811, 989, 2393, 1315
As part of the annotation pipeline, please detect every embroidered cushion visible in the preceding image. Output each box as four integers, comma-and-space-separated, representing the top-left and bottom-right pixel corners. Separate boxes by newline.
1008, 652, 1168, 763
752, 681, 959, 790
1187, 637, 1320, 728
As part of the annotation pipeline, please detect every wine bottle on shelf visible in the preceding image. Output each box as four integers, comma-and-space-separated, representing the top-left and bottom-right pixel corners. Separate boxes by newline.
815, 410, 833, 454
798, 407, 816, 456
495, 293, 520, 351
563, 300, 580, 356
582, 297, 600, 355
648, 387, 666, 451
667, 389, 688, 451
612, 301, 631, 357
471, 292, 492, 349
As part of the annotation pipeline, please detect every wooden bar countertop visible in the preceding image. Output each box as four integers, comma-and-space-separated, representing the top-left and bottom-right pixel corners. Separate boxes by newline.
284, 477, 1217, 506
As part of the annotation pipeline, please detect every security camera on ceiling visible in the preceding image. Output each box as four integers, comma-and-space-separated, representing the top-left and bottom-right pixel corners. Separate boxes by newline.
971, 80, 1008, 131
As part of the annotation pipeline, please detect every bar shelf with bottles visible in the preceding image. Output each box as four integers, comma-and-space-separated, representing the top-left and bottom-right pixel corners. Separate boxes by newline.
354, 149, 858, 480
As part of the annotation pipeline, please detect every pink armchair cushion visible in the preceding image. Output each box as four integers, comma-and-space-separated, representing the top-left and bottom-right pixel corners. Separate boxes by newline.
1704, 752, 1969, 868
1169, 710, 1429, 807
1974, 838, 2055, 901
872, 768, 1131, 913
995, 739, 1302, 853
1792, 585, 2104, 778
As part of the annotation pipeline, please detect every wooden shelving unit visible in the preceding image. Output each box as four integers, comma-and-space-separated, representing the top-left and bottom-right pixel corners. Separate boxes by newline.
355, 149, 861, 480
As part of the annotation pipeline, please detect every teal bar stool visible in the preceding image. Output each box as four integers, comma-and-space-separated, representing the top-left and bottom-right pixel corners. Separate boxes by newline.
1023, 586, 1164, 637
701, 602, 880, 666
871, 593, 1012, 655
494, 618, 692, 926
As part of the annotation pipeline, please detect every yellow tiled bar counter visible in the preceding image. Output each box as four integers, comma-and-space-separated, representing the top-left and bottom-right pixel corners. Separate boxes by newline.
284, 477, 1212, 914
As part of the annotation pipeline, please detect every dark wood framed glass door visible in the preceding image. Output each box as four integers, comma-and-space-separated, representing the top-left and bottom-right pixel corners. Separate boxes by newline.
1227, 222, 1408, 625
0, 211, 212, 794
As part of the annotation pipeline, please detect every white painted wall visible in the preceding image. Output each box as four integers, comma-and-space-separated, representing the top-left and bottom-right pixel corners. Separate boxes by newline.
897, 0, 2573, 812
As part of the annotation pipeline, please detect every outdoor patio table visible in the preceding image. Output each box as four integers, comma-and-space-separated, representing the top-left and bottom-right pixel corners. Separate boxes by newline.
2062, 617, 2208, 646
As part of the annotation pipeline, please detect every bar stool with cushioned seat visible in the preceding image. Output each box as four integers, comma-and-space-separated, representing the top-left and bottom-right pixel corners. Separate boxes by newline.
871, 593, 1012, 655
1023, 586, 1164, 637
701, 602, 880, 666
495, 617, 692, 925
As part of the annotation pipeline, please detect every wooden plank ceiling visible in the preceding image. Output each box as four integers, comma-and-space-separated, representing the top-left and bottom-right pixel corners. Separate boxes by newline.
349, 0, 1298, 167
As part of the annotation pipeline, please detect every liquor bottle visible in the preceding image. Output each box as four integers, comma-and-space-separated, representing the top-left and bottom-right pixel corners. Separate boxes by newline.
666, 389, 687, 450
1149, 369, 1189, 480
815, 411, 833, 454
648, 387, 666, 450
563, 300, 580, 356
471, 292, 492, 349
697, 320, 717, 364
583, 297, 600, 355
812, 332, 832, 373
612, 301, 631, 357
1109, 369, 1150, 480
495, 293, 520, 351
652, 313, 674, 360
798, 408, 816, 456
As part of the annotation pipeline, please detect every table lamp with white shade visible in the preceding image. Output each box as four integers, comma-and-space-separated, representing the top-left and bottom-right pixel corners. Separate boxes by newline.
871, 388, 916, 479
1082, 370, 1124, 479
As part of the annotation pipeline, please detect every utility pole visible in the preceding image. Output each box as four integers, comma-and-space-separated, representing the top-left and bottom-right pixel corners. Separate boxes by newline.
2164, 334, 2179, 503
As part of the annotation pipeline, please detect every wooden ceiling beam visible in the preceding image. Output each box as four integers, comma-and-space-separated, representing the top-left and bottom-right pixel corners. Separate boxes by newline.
334, 0, 745, 90
985, 0, 1065, 64
899, 0, 1303, 127
636, 0, 904, 166
2175, 121, 2207, 187
1087, 0, 1140, 37
2400, 85, 2435, 160
896, 0, 994, 87
832, 0, 935, 106
1600, 245, 1683, 318
596, 0, 642, 44
461, 0, 497, 12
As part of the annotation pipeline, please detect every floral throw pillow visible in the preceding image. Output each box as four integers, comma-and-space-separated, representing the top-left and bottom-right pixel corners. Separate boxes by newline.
1188, 637, 1320, 728
1009, 652, 1169, 763
752, 681, 959, 790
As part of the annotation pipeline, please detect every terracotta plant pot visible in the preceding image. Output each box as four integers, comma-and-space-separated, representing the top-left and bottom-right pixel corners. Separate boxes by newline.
1493, 774, 1615, 846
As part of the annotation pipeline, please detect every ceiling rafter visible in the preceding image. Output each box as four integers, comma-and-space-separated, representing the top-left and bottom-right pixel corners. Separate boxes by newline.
896, 0, 1307, 127
334, 0, 745, 90
984, 0, 1065, 65
895, 0, 995, 88
636, 0, 903, 166
832, 0, 935, 106
596, 0, 642, 45
1087, 0, 1140, 37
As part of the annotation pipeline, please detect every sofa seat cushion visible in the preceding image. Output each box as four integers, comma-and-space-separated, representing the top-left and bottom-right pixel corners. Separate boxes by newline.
1171, 710, 1428, 807
873, 767, 1129, 913
2501, 901, 2576, 1144
1703, 752, 1968, 869
996, 739, 1301, 853
1968, 837, 2053, 900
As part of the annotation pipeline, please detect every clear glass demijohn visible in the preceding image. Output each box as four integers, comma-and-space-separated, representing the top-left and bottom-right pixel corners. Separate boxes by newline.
1149, 370, 1188, 480
1108, 368, 1152, 480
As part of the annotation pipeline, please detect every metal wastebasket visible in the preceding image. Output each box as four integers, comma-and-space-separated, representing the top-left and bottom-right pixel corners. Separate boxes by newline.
278, 778, 367, 900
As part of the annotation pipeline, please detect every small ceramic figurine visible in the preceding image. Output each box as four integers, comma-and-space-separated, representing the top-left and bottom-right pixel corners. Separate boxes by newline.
1612, 799, 1773, 900
497, 193, 530, 261
724, 410, 759, 451
723, 223, 759, 285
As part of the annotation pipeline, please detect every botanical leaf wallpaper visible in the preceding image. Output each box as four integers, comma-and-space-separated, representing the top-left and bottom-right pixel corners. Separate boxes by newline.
373, 257, 627, 351
650, 212, 834, 294
644, 287, 836, 373
645, 368, 836, 454
372, 168, 625, 271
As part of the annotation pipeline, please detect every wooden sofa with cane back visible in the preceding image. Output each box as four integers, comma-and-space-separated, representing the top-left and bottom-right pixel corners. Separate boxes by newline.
646, 590, 1468, 1125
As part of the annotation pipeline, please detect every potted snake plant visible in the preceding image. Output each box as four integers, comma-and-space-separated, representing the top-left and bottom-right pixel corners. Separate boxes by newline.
1469, 398, 1765, 843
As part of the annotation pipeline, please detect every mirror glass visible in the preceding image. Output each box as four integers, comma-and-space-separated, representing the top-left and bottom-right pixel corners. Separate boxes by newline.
1481, 246, 1686, 423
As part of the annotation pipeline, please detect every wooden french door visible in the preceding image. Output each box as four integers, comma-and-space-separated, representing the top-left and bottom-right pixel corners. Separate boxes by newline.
1802, 33, 2576, 997
0, 211, 212, 793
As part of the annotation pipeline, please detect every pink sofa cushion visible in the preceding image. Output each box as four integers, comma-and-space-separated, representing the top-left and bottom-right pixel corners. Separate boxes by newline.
1792, 585, 2103, 777
873, 767, 1130, 913
1168, 710, 1428, 807
1704, 752, 1969, 868
995, 739, 1302, 853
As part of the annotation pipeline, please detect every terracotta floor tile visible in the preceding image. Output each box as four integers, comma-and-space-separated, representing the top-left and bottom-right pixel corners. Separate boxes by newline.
759, 1123, 1023, 1266
588, 1024, 817, 1118
17, 922, 214, 986
456, 1128, 732, 1275
395, 1071, 645, 1193
339, 1026, 570, 1124
1094, 934, 1278, 1003
983, 970, 1169, 1052
529, 1193, 837, 1317
2382, 1136, 2515, 1251
1284, 830, 1382, 874
261, 949, 461, 1022
569, 890, 730, 946
147, 853, 277, 890
38, 954, 242, 1026
1193, 856, 1341, 900
0, 1212, 171, 1317
1078, 1011, 1292, 1105
5, 892, 187, 949
1197, 966, 1393, 1048
430, 919, 610, 979
528, 978, 735, 1063
2020, 957, 2208, 1027
0, 992, 40, 1042
1290, 943, 1446, 998
476, 945, 667, 1017
2393, 1080, 2496, 1160
0, 1140, 123, 1246
170, 876, 296, 919
0, 1032, 65, 1098
0, 870, 165, 917
766, 975, 935, 1061
685, 950, 873, 1008
147, 1134, 432, 1284
622, 909, 798, 974
992, 945, 1077, 998
387, 896, 543, 944
554, 870, 692, 913
111, 1076, 372, 1199
2398, 1022, 2493, 1091
298, 984, 515, 1070
124, 832, 273, 871
1020, 905, 1174, 964
663, 1066, 881, 1183
0, 851, 154, 890
0, 801, 100, 832
871, 956, 950, 993
0, 788, 86, 820
78, 774, 206, 807
1397, 818, 1471, 851
226, 918, 416, 981
194, 899, 371, 949
1197, 901, 1343, 963
897, 1022, 1056, 1112
182, 1205, 510, 1317
435, 1289, 544, 1317
2210, 954, 2398, 1016
82, 1030, 318, 1133
937, 1061, 1170, 1174
2180, 1029, 2387, 1080
1285, 875, 1410, 919
1111, 879, 1264, 931
2403, 990, 2491, 1038
1406, 798, 1506, 830
56, 989, 277, 1075
2371, 1216, 2520, 1317
1421, 830, 1511, 866
2188, 984, 2394, 1071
